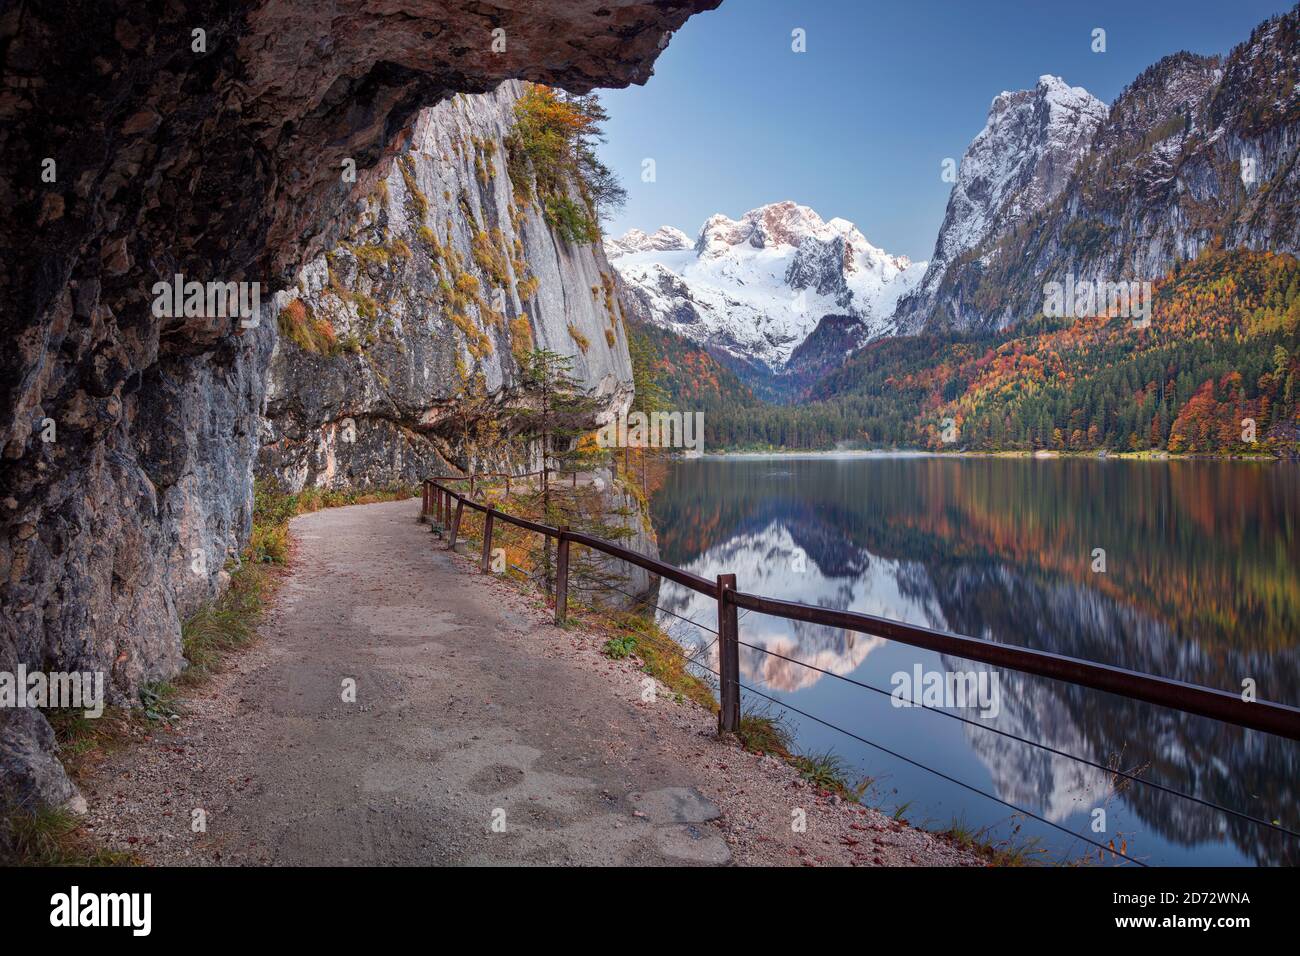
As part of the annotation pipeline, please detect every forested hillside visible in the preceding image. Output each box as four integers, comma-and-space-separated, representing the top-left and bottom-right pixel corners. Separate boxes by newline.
675, 248, 1300, 455
629, 321, 759, 414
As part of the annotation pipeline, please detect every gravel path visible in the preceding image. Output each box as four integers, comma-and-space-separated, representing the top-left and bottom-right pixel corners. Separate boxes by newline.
80, 498, 986, 867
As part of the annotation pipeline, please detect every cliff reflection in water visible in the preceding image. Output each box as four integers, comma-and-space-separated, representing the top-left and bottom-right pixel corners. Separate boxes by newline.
650, 455, 1300, 865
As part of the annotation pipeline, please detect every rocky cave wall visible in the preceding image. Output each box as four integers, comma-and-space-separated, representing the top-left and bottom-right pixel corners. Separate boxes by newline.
0, 0, 719, 812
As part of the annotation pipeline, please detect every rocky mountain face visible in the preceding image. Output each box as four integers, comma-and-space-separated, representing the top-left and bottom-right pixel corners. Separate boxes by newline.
897, 9, 1300, 332
258, 82, 632, 491
0, 0, 718, 814
610, 202, 924, 398
893, 75, 1107, 331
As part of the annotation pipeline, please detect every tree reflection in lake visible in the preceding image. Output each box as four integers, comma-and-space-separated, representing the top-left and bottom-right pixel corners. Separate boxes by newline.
650, 454, 1300, 866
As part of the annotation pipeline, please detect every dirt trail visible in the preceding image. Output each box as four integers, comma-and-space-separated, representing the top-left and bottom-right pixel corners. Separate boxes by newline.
81, 499, 984, 867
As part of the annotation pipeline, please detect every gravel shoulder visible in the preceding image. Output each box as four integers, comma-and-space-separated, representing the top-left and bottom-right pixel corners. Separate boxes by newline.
80, 498, 986, 867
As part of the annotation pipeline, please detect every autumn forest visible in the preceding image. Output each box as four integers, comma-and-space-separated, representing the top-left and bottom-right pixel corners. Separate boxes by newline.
639, 247, 1300, 456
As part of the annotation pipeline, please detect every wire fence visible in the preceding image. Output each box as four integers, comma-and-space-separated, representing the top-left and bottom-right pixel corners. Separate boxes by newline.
565, 570, 1156, 865
423, 477, 1300, 867
567, 571, 1153, 865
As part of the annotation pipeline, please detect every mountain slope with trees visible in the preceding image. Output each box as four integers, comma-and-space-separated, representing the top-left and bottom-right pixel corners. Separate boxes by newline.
691, 248, 1299, 455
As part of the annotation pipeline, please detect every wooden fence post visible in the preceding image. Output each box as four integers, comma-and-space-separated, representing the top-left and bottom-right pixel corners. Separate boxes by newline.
717, 573, 740, 735
436, 486, 444, 526
421, 481, 429, 519
481, 510, 495, 573
446, 496, 463, 550
554, 526, 570, 625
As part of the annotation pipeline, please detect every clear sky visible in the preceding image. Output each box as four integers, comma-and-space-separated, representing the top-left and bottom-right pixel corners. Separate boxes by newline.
596, 0, 1294, 262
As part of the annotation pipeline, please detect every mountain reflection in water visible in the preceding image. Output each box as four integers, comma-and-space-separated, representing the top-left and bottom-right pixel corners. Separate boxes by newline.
649, 454, 1300, 866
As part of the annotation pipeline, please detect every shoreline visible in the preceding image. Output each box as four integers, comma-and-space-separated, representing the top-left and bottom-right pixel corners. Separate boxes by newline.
694, 448, 1290, 462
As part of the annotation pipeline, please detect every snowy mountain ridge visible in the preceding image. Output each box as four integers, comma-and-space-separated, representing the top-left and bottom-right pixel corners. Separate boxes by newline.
605, 225, 693, 257
609, 200, 926, 380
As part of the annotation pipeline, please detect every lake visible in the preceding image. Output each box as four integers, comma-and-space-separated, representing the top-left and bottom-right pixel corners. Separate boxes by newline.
648, 453, 1300, 866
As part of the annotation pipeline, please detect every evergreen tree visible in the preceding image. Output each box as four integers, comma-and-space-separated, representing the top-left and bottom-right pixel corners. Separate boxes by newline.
513, 349, 630, 593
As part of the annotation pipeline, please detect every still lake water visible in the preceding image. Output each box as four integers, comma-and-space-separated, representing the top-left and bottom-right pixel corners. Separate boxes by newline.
648, 454, 1300, 866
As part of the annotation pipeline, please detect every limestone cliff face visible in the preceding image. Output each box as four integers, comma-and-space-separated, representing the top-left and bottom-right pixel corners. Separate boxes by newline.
0, 0, 719, 812
258, 82, 633, 490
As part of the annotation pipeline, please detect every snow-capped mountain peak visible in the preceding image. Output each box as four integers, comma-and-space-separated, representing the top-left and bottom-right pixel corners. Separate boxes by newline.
608, 201, 926, 382
605, 225, 692, 258
694, 200, 840, 257
943, 75, 1105, 265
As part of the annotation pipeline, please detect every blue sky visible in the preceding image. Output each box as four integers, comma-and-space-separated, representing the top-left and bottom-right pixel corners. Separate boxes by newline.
596, 0, 1294, 261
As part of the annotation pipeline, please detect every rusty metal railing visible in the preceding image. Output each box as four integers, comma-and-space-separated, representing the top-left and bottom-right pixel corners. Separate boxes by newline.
422, 478, 1300, 744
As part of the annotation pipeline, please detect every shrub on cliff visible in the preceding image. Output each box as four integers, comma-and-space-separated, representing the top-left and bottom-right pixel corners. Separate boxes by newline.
505, 85, 625, 243
277, 299, 339, 356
